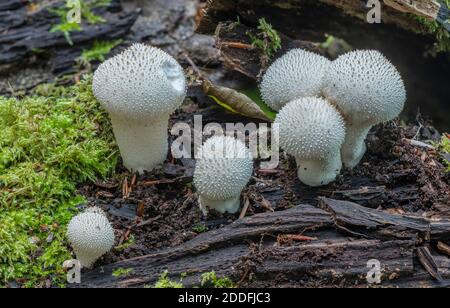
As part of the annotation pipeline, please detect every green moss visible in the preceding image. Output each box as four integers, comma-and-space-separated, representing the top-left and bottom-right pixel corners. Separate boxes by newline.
112, 268, 134, 278
0, 75, 118, 287
414, 15, 450, 55
80, 40, 123, 63
438, 135, 450, 171
247, 18, 282, 60
154, 271, 184, 288
192, 223, 208, 233
114, 234, 135, 251
200, 271, 235, 288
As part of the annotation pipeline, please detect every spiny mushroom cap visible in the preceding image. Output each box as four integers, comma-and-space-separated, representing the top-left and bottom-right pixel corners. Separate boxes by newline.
194, 136, 253, 201
275, 97, 346, 160
322, 50, 406, 125
93, 43, 187, 120
260, 49, 331, 111
67, 210, 115, 267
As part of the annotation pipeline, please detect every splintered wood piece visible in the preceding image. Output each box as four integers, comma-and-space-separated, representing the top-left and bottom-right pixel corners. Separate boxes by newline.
417, 246, 444, 281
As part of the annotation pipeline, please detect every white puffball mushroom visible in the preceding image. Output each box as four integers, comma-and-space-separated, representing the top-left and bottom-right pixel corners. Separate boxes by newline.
274, 97, 346, 187
322, 50, 406, 168
93, 43, 187, 174
260, 48, 331, 111
67, 207, 115, 269
194, 136, 253, 215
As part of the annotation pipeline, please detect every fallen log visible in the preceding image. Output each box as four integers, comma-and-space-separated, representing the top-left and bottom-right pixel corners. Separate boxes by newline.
214, 21, 322, 80
0, 0, 139, 94
318, 197, 450, 241
74, 200, 450, 288
197, 0, 450, 34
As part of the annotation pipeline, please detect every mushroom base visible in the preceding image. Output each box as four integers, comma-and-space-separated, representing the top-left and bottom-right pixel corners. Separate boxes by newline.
341, 125, 371, 169
198, 195, 241, 215
73, 250, 101, 269
295, 156, 342, 187
110, 114, 170, 174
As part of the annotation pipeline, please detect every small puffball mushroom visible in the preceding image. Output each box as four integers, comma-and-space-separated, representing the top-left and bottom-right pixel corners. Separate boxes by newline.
67, 207, 115, 268
260, 49, 331, 111
274, 97, 346, 187
194, 136, 253, 215
93, 43, 187, 173
322, 50, 406, 168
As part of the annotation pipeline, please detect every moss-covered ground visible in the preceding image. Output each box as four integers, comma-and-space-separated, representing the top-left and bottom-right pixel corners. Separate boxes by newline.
0, 76, 117, 287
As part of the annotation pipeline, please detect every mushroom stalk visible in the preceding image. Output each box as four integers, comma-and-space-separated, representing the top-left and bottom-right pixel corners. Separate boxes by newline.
110, 114, 169, 174
340, 125, 371, 168
295, 155, 343, 187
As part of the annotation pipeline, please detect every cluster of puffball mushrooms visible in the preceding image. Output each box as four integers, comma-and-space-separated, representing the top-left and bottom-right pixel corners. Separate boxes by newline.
262, 49, 406, 186
67, 43, 406, 268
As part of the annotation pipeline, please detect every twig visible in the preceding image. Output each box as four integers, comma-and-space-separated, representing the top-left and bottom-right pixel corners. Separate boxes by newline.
142, 177, 184, 186
94, 181, 118, 189
278, 234, 318, 245
417, 246, 443, 281
259, 197, 274, 212
7, 81, 17, 96
122, 177, 129, 199
183, 51, 205, 80
437, 241, 450, 257
239, 197, 250, 219
219, 41, 255, 50
237, 267, 251, 285
403, 138, 435, 150
135, 215, 162, 228
413, 123, 423, 140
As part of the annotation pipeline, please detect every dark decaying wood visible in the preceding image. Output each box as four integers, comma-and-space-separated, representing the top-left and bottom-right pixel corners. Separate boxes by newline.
197, 0, 450, 35
0, 0, 138, 92
75, 199, 450, 288
318, 198, 450, 241
214, 22, 323, 80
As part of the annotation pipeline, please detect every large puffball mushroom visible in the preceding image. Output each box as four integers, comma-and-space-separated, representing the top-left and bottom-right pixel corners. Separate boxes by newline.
67, 207, 115, 268
194, 135, 253, 215
260, 49, 331, 111
93, 43, 187, 174
322, 50, 406, 168
274, 97, 346, 187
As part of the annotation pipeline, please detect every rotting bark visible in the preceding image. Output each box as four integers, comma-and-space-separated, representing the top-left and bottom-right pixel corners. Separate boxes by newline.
197, 0, 448, 35
318, 198, 450, 242
75, 200, 450, 288
214, 21, 322, 80
0, 0, 139, 93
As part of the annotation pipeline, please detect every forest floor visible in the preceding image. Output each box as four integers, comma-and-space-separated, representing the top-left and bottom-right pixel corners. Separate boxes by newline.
0, 0, 449, 288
